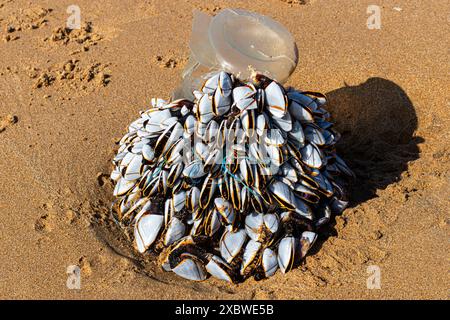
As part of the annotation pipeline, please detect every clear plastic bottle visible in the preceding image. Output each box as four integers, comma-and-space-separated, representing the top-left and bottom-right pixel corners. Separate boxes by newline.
173, 9, 299, 100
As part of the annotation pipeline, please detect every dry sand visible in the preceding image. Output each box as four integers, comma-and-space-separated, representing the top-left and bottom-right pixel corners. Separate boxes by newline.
0, 0, 448, 299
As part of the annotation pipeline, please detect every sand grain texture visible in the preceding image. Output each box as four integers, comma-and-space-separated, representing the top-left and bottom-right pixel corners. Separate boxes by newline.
0, 0, 448, 299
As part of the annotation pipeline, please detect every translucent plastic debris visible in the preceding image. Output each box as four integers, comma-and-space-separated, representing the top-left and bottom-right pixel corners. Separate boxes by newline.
174, 9, 299, 100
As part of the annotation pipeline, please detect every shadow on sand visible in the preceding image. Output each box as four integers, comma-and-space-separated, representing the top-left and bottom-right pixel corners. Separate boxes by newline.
328, 77, 422, 206
310, 77, 422, 247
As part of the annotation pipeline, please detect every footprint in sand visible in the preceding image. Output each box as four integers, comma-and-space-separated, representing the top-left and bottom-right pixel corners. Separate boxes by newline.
96, 172, 111, 187
0, 114, 17, 133
279, 0, 311, 5
154, 55, 188, 69
78, 256, 93, 276
34, 202, 56, 233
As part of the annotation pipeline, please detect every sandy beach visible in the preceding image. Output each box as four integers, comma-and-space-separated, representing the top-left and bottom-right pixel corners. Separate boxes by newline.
0, 0, 448, 299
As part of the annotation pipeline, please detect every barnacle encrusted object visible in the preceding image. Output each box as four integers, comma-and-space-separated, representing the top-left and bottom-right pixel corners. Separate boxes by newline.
110, 71, 353, 282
